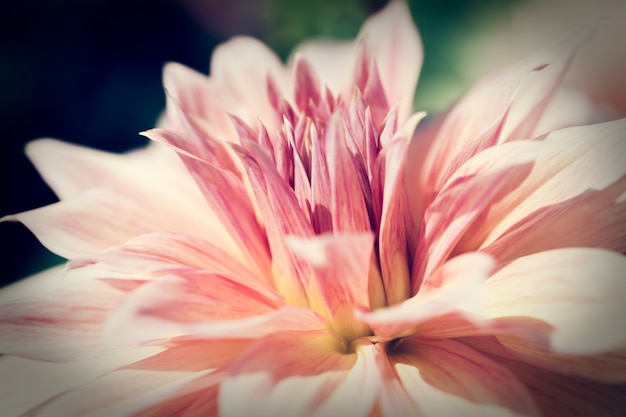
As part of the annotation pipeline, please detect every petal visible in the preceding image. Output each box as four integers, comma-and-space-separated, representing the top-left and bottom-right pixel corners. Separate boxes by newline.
463, 336, 626, 384
0, 265, 137, 361
418, 25, 591, 196
383, 337, 540, 417
291, 39, 356, 98
359, 252, 493, 339
326, 113, 371, 233
209, 36, 287, 133
23, 140, 227, 244
479, 119, 626, 259
484, 248, 626, 355
494, 356, 626, 417
412, 141, 537, 289
0, 347, 162, 417
219, 330, 378, 417
23, 368, 211, 417
5, 189, 173, 259
375, 112, 425, 305
287, 233, 375, 339
72, 232, 268, 288
356, 1, 423, 123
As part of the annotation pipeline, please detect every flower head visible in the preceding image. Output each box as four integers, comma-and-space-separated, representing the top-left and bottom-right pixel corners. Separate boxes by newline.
2, 2, 626, 416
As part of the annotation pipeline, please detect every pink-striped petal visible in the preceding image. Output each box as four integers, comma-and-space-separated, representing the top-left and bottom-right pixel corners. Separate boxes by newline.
495, 356, 626, 417
382, 337, 540, 417
0, 265, 138, 361
287, 233, 375, 339
359, 252, 493, 339
484, 248, 626, 355
356, 1, 422, 123
219, 330, 379, 417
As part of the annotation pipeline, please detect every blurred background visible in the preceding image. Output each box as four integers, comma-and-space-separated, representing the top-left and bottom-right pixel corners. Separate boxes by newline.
2, 0, 621, 287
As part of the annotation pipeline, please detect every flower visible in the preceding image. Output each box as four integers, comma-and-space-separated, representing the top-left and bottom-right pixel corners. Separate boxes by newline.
2, 1, 626, 416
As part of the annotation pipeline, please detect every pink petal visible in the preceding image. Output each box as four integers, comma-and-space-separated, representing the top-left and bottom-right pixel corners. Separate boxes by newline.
73, 232, 269, 288
484, 248, 626, 355
162, 62, 238, 142
479, 119, 626, 259
412, 142, 537, 289
5, 189, 173, 259
0, 348, 163, 417
326, 113, 371, 233
359, 252, 493, 339
209, 36, 287, 132
356, 1, 423, 123
24, 139, 227, 242
374, 112, 425, 305
418, 25, 591, 197
291, 39, 356, 98
23, 368, 211, 417
287, 233, 375, 339
383, 337, 540, 417
463, 336, 626, 384
0, 265, 139, 361
219, 330, 378, 417
106, 271, 325, 343
494, 356, 626, 417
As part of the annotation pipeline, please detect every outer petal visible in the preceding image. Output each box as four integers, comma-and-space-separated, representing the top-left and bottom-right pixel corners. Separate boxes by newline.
219, 330, 379, 417
0, 265, 138, 361
494, 356, 626, 417
484, 248, 626, 355
381, 337, 540, 417
0, 348, 162, 417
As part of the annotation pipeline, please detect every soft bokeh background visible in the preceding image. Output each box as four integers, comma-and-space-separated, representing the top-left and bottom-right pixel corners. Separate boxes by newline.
4, 0, 619, 287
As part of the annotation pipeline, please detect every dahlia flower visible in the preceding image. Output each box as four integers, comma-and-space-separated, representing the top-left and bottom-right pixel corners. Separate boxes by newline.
1, 2, 625, 416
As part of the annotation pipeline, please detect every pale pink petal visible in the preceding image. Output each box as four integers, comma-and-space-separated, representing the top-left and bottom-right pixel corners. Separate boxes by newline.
4, 190, 172, 259
480, 119, 626, 259
0, 265, 141, 361
326, 113, 371, 233
359, 252, 493, 339
382, 337, 540, 417
209, 36, 288, 132
463, 335, 626, 383
0, 348, 163, 417
162, 62, 238, 142
72, 232, 269, 288
356, 1, 423, 123
219, 330, 379, 417
484, 248, 626, 355
291, 40, 356, 97
23, 368, 211, 417
374, 112, 425, 305
287, 233, 374, 339
495, 356, 626, 417
412, 141, 537, 288
418, 25, 591, 196
24, 139, 229, 242
105, 271, 325, 343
